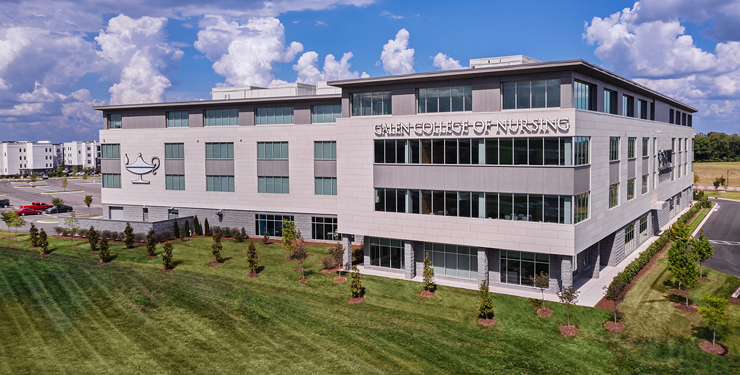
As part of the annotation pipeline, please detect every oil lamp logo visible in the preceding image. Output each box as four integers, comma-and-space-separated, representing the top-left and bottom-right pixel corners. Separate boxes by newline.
124, 153, 160, 184
657, 150, 672, 175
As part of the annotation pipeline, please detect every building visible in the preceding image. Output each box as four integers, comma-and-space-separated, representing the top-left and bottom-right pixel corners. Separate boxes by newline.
63, 141, 101, 172
0, 141, 60, 176
92, 55, 696, 294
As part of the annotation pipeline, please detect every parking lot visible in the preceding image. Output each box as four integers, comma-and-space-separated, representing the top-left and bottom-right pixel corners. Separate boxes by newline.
0, 178, 102, 234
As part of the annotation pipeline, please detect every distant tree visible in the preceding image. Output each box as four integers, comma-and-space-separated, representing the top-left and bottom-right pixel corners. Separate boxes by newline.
211, 233, 223, 262
699, 295, 728, 348
29, 223, 39, 247
282, 219, 297, 260
63, 213, 79, 246
51, 197, 64, 214
713, 176, 726, 190
603, 279, 627, 324
669, 239, 700, 305
29, 173, 37, 184
84, 195, 93, 216
8, 213, 26, 243
557, 286, 580, 330
530, 271, 550, 311
193, 215, 202, 236
292, 236, 309, 280
204, 218, 211, 236
183, 219, 190, 237
247, 241, 259, 274
423, 252, 436, 292
124, 222, 134, 248
694, 173, 700, 184
39, 229, 49, 255
98, 237, 110, 263
72, 167, 77, 175
691, 230, 714, 279
161, 242, 174, 270
62, 177, 68, 192
349, 266, 364, 298
173, 220, 180, 239
87, 226, 99, 251
146, 229, 156, 256
1, 211, 15, 239
477, 281, 494, 320
261, 230, 270, 246
82, 172, 88, 181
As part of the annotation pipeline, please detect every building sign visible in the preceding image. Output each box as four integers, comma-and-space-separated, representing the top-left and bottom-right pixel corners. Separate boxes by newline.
657, 150, 673, 175
374, 117, 570, 137
124, 153, 160, 184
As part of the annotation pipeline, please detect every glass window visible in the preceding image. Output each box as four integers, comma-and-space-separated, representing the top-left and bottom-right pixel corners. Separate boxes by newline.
315, 177, 337, 195
257, 176, 288, 194
609, 137, 620, 161
628, 137, 636, 159
574, 192, 589, 223
314, 141, 336, 159
609, 183, 619, 208
164, 143, 184, 159
256, 107, 293, 125
369, 237, 404, 270
352, 92, 391, 116
255, 214, 294, 237
500, 250, 549, 286
312, 217, 338, 241
604, 89, 617, 114
205, 143, 234, 159
637, 99, 648, 119
418, 86, 472, 113
529, 138, 543, 166
256, 142, 288, 159
101, 144, 120, 159
627, 178, 635, 200
642, 137, 649, 157
622, 95, 634, 117
102, 173, 121, 188
502, 79, 560, 109
423, 242, 478, 280
573, 137, 589, 165
167, 111, 189, 127
625, 223, 636, 252
206, 176, 235, 192
642, 174, 648, 194
204, 109, 238, 126
574, 81, 595, 110
107, 114, 122, 129
165, 175, 185, 191
312, 105, 342, 123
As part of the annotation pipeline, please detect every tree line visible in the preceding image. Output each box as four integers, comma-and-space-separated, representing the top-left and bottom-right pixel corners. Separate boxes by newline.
694, 132, 740, 162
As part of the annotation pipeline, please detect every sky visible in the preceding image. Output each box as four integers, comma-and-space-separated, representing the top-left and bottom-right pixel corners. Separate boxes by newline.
1, 0, 739, 142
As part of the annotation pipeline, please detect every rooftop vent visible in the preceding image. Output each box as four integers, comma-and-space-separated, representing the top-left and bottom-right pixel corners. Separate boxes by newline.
469, 55, 540, 69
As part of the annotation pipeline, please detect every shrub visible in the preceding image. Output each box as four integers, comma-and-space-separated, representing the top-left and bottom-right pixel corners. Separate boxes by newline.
353, 240, 364, 262
124, 222, 134, 248
350, 266, 364, 298
101, 230, 111, 240
222, 227, 232, 238
29, 223, 39, 247
604, 278, 627, 323
262, 231, 270, 245
233, 228, 244, 242
118, 232, 126, 241
39, 229, 49, 255
146, 229, 156, 256
329, 243, 344, 268
53, 226, 64, 235
204, 218, 211, 236
134, 233, 146, 243
292, 237, 309, 280
173, 220, 180, 239
78, 228, 88, 238
211, 233, 223, 262
282, 220, 298, 260
161, 242, 174, 270
193, 215, 202, 236
240, 227, 248, 240
322, 256, 335, 270
88, 226, 99, 251
98, 237, 110, 263
247, 241, 258, 274
423, 253, 436, 292
162, 231, 173, 240
183, 219, 190, 237
478, 281, 494, 319
557, 286, 580, 329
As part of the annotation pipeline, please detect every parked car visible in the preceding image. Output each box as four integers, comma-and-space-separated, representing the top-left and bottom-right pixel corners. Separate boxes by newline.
75, 172, 85, 176
42, 174, 49, 179
20, 202, 53, 210
45, 205, 74, 214
16, 208, 42, 216
0, 199, 9, 208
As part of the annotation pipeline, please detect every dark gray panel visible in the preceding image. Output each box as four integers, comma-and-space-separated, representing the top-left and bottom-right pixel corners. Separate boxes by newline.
294, 103, 311, 125
101, 159, 121, 173
256, 160, 289, 177
189, 109, 203, 127
627, 159, 636, 180
239, 107, 255, 126
559, 71, 574, 109
165, 159, 185, 175
642, 157, 649, 176
205, 159, 235, 175
314, 160, 337, 178
472, 77, 499, 113
574, 166, 590, 195
392, 87, 416, 116
609, 161, 620, 185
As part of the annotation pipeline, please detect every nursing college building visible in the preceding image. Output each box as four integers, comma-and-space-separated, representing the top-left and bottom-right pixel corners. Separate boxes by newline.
94, 55, 696, 294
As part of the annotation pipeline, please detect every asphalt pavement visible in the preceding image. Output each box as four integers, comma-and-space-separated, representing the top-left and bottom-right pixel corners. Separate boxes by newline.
701, 197, 740, 278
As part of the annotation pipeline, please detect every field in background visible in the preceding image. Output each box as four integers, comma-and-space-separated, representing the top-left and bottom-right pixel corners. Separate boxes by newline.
694, 161, 740, 187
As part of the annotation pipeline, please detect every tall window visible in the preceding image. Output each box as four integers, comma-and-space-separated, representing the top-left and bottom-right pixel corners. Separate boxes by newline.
637, 99, 648, 119
669, 109, 675, 124
164, 143, 184, 159
627, 178, 635, 200
256, 107, 294, 125
258, 176, 289, 194
312, 105, 341, 123
642, 137, 649, 157
609, 183, 619, 208
625, 223, 636, 252
502, 79, 560, 110
205, 143, 234, 159
424, 242, 478, 280
622, 95, 634, 117
500, 250, 549, 286
101, 144, 120, 159
628, 137, 636, 158
102, 173, 121, 188
352, 91, 391, 116
418, 86, 472, 113
574, 192, 589, 224
604, 89, 617, 114
107, 114, 122, 129
314, 141, 336, 159
167, 111, 189, 127
642, 174, 648, 194
573, 81, 595, 110
312, 217, 338, 241
315, 177, 337, 195
609, 137, 620, 161
640, 215, 649, 241
255, 214, 294, 237
204, 109, 238, 126
369, 237, 404, 270
206, 176, 234, 192
257, 142, 288, 159
166, 175, 185, 191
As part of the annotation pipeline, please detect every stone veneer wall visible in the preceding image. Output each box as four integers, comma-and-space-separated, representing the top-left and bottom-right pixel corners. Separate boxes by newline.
75, 216, 193, 236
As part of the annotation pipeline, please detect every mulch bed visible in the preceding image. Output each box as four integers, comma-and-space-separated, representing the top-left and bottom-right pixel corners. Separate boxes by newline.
560, 325, 578, 337
298, 278, 308, 284
284, 258, 294, 262
161, 268, 173, 274
320, 267, 340, 274
333, 276, 346, 283
97, 261, 111, 266
604, 321, 625, 332
420, 290, 437, 298
478, 318, 496, 326
536, 308, 553, 318
728, 297, 740, 305
674, 303, 698, 313
209, 261, 226, 267
39, 253, 51, 258
145, 255, 158, 259
669, 288, 690, 296
699, 341, 729, 356
248, 271, 258, 278
698, 278, 710, 283
348, 296, 365, 305
88, 250, 98, 253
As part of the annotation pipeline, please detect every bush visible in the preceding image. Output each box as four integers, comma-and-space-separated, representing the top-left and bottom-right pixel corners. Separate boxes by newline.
78, 228, 88, 238
124, 222, 134, 248
183, 219, 190, 237
211, 226, 221, 237
233, 228, 244, 243
99, 237, 110, 262
240, 227, 248, 240
204, 218, 211, 236
101, 230, 111, 240
134, 233, 146, 243
53, 226, 64, 235
88, 227, 99, 251
352, 240, 364, 262
247, 241, 259, 274
146, 229, 156, 256
161, 242, 173, 270
211, 233, 223, 262
173, 220, 180, 239
193, 215, 202, 236
329, 242, 344, 268
322, 256, 336, 270
350, 266, 364, 298
222, 227, 232, 238
39, 229, 49, 255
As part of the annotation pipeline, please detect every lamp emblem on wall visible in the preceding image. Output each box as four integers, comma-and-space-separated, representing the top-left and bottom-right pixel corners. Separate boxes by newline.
124, 153, 160, 184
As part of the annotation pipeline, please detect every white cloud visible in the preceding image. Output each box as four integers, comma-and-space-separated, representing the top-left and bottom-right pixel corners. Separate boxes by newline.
315, 21, 328, 26
380, 28, 415, 75
294, 51, 368, 84
195, 16, 303, 87
379, 10, 419, 19
432, 53, 463, 71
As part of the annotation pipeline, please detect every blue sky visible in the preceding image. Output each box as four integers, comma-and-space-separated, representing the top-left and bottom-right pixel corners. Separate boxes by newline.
1, 0, 739, 141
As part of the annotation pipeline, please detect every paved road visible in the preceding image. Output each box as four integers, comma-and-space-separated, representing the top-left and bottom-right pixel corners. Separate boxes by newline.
0, 178, 102, 234
701, 198, 740, 278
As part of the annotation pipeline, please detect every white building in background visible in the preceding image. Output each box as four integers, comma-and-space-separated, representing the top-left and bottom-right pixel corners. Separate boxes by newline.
0, 141, 58, 176
63, 141, 100, 172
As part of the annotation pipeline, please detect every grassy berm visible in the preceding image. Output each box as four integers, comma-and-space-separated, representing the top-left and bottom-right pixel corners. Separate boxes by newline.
0, 231, 737, 374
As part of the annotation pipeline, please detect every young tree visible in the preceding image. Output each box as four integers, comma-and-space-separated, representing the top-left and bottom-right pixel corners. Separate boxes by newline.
233, 227, 244, 242
292, 236, 309, 280
240, 227, 247, 241
1, 211, 15, 239
713, 176, 726, 190
173, 220, 180, 239
423, 252, 436, 293
671, 248, 700, 306
98, 237, 110, 263
694, 173, 700, 184
82, 172, 88, 181
124, 222, 134, 248
146, 229, 156, 256
261, 230, 270, 246
30, 173, 37, 184
349, 266, 364, 298
699, 295, 728, 348
87, 226, 99, 252
193, 215, 202, 235
477, 281, 494, 320
328, 242, 344, 268
204, 218, 211, 236
691, 230, 714, 279
282, 219, 297, 260
603, 279, 627, 323
529, 271, 550, 311
63, 213, 80, 246
161, 242, 174, 270
557, 286, 580, 329
72, 167, 78, 175
8, 213, 26, 243
29, 223, 39, 247
669, 221, 689, 242
247, 241, 259, 274
62, 177, 68, 192
39, 229, 49, 255
183, 219, 190, 237
211, 233, 223, 262
50, 197, 64, 214
84, 195, 93, 216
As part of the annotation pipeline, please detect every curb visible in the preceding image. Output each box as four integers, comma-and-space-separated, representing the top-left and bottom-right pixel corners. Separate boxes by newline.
691, 202, 719, 237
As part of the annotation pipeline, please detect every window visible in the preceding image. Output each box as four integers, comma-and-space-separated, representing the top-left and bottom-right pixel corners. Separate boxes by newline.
204, 109, 238, 126
642, 174, 648, 194
166, 175, 185, 190
604, 89, 618, 114
609, 183, 619, 208
315, 177, 337, 195
609, 137, 620, 161
167, 111, 189, 127
107, 114, 122, 129
314, 141, 336, 159
102, 173, 121, 188
258, 176, 289, 194
256, 107, 294, 125
625, 223, 636, 253
669, 109, 674, 124
573, 81, 595, 110
622, 95, 634, 117
637, 99, 648, 119
628, 137, 635, 159
418, 85, 472, 113
206, 176, 235, 192
312, 105, 341, 123
205, 143, 234, 159
255, 214, 294, 237
257, 142, 288, 159
164, 143, 184, 159
423, 242, 478, 279
368, 237, 405, 270
500, 250, 549, 286
101, 144, 120, 159
352, 91, 391, 116
639, 215, 649, 241
574, 192, 589, 224
627, 178, 635, 200
642, 137, 649, 157
312, 217, 338, 241
502, 79, 560, 109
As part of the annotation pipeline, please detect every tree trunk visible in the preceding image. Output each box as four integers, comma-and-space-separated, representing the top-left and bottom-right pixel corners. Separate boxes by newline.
700, 263, 703, 279
713, 322, 716, 347
541, 290, 545, 310
686, 293, 689, 306
567, 306, 570, 329
613, 306, 617, 323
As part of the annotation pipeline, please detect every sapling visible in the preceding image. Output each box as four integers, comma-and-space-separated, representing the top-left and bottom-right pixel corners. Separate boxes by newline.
98, 237, 110, 263
530, 271, 550, 312
247, 241, 259, 274
39, 229, 49, 255
124, 222, 134, 248
211, 233, 223, 262
161, 242, 174, 270
603, 279, 627, 324
350, 266, 364, 298
146, 229, 156, 256
422, 252, 436, 293
292, 236, 309, 280
557, 286, 580, 329
699, 295, 728, 348
477, 281, 494, 320
29, 223, 39, 247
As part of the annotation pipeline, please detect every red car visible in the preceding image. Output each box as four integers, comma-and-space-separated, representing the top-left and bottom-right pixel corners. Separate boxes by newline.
20, 201, 53, 210
16, 208, 42, 216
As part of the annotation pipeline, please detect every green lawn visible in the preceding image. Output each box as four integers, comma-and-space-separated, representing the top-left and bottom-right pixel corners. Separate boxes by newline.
704, 191, 740, 201
0, 232, 738, 374
687, 203, 714, 235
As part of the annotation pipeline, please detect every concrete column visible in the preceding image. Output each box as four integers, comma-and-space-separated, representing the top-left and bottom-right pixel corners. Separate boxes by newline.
560, 256, 573, 290
477, 248, 489, 287
404, 241, 415, 279
591, 244, 600, 279
341, 234, 352, 270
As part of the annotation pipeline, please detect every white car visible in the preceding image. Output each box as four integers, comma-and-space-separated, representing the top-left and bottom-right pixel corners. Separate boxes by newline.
75, 172, 85, 176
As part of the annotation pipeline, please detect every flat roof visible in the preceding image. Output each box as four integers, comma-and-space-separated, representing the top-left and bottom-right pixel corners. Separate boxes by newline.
93, 93, 342, 111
